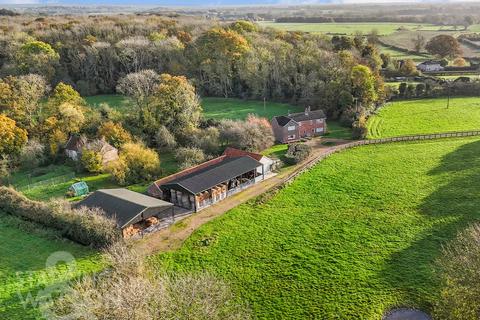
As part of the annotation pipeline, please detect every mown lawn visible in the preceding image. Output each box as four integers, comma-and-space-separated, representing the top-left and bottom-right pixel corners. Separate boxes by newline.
367, 97, 480, 138
84, 94, 132, 112
153, 137, 480, 319
0, 214, 102, 319
201, 97, 303, 120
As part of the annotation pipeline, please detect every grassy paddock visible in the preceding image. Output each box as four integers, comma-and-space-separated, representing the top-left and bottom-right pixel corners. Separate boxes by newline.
367, 97, 480, 138
154, 137, 480, 319
0, 214, 102, 319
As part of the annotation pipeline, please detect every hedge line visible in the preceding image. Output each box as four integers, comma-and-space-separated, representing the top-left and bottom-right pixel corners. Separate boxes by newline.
0, 187, 120, 248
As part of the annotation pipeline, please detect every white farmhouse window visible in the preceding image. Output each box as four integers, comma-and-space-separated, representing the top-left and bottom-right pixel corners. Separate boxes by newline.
316, 119, 322, 123
288, 135, 296, 140
287, 125, 296, 131
316, 128, 324, 133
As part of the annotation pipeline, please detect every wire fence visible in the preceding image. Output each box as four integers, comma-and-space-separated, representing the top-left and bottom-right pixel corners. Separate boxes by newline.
16, 172, 76, 191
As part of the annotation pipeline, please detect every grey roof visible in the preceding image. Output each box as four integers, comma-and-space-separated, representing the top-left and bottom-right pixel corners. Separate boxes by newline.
275, 115, 294, 126
274, 110, 326, 127
76, 188, 173, 228
161, 156, 262, 195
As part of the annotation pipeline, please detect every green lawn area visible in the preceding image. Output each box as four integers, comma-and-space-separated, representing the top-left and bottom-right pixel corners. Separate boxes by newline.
201, 97, 303, 120
0, 214, 102, 319
258, 21, 432, 35
154, 137, 480, 319
367, 97, 480, 138
84, 94, 132, 112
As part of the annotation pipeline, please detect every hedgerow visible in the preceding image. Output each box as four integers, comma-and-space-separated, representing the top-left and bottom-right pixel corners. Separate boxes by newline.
0, 187, 120, 247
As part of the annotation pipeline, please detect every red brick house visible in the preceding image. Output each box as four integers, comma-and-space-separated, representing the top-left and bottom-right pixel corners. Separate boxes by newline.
271, 107, 327, 143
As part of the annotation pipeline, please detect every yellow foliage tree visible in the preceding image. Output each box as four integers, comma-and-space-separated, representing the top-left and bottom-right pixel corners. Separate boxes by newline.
0, 114, 28, 158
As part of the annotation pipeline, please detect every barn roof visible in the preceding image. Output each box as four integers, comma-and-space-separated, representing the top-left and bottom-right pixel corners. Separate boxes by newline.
161, 156, 262, 195
76, 189, 173, 229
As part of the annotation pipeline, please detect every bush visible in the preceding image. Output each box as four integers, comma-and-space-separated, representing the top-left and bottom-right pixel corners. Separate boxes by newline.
0, 187, 120, 247
80, 149, 103, 173
19, 139, 46, 169
218, 115, 274, 152
434, 223, 480, 320
175, 147, 206, 170
49, 244, 250, 320
352, 114, 368, 139
107, 142, 160, 185
155, 125, 177, 150
284, 144, 312, 165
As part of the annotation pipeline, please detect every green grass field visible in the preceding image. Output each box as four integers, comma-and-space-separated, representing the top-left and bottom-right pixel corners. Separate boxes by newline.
377, 44, 431, 62
258, 22, 432, 35
154, 137, 480, 319
84, 94, 132, 112
0, 214, 102, 319
367, 97, 480, 138
200, 97, 303, 120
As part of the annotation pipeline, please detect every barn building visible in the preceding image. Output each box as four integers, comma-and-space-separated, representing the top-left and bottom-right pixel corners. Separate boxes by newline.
76, 188, 173, 238
148, 148, 273, 212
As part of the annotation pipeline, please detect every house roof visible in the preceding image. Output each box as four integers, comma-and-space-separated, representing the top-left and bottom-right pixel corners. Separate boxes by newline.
273, 109, 326, 127
65, 135, 87, 152
418, 60, 442, 66
161, 156, 262, 195
76, 188, 173, 229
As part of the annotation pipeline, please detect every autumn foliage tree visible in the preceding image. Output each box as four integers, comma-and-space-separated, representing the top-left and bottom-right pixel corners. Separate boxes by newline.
15, 40, 59, 80
98, 121, 132, 148
425, 35, 463, 59
0, 114, 28, 158
192, 28, 250, 97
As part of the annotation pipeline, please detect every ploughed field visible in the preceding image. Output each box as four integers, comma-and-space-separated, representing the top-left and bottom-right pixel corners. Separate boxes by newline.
0, 214, 102, 319
153, 137, 480, 319
367, 97, 480, 138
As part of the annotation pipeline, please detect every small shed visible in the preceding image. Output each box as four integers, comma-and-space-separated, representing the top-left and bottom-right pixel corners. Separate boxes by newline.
68, 181, 89, 197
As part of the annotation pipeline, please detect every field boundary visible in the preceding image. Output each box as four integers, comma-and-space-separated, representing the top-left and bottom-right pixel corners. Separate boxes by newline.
281, 130, 480, 186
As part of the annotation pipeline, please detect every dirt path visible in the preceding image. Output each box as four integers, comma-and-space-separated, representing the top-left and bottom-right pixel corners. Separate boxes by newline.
134, 138, 350, 256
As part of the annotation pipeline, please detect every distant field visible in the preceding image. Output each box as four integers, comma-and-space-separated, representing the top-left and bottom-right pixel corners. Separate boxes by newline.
155, 136, 480, 318
377, 44, 431, 62
258, 21, 432, 35
0, 214, 101, 319
84, 94, 132, 112
382, 30, 480, 58
367, 97, 480, 138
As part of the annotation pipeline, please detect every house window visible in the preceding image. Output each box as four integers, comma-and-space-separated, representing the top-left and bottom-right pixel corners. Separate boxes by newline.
316, 119, 322, 123
287, 134, 296, 140
287, 125, 296, 131
316, 128, 324, 133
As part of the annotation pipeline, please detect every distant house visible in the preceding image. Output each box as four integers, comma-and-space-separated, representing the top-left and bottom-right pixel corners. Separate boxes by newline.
148, 148, 273, 212
65, 136, 119, 165
417, 60, 445, 72
76, 188, 173, 238
271, 107, 327, 143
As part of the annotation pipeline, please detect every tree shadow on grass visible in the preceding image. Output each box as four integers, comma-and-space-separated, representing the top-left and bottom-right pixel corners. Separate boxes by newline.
380, 139, 480, 312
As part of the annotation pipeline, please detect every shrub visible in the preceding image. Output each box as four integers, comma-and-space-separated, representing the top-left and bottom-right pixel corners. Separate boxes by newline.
434, 223, 480, 319
107, 142, 160, 185
175, 147, 206, 170
49, 244, 250, 320
19, 139, 45, 169
155, 125, 177, 150
284, 144, 312, 165
352, 114, 368, 139
80, 149, 103, 173
0, 187, 120, 247
218, 115, 274, 152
